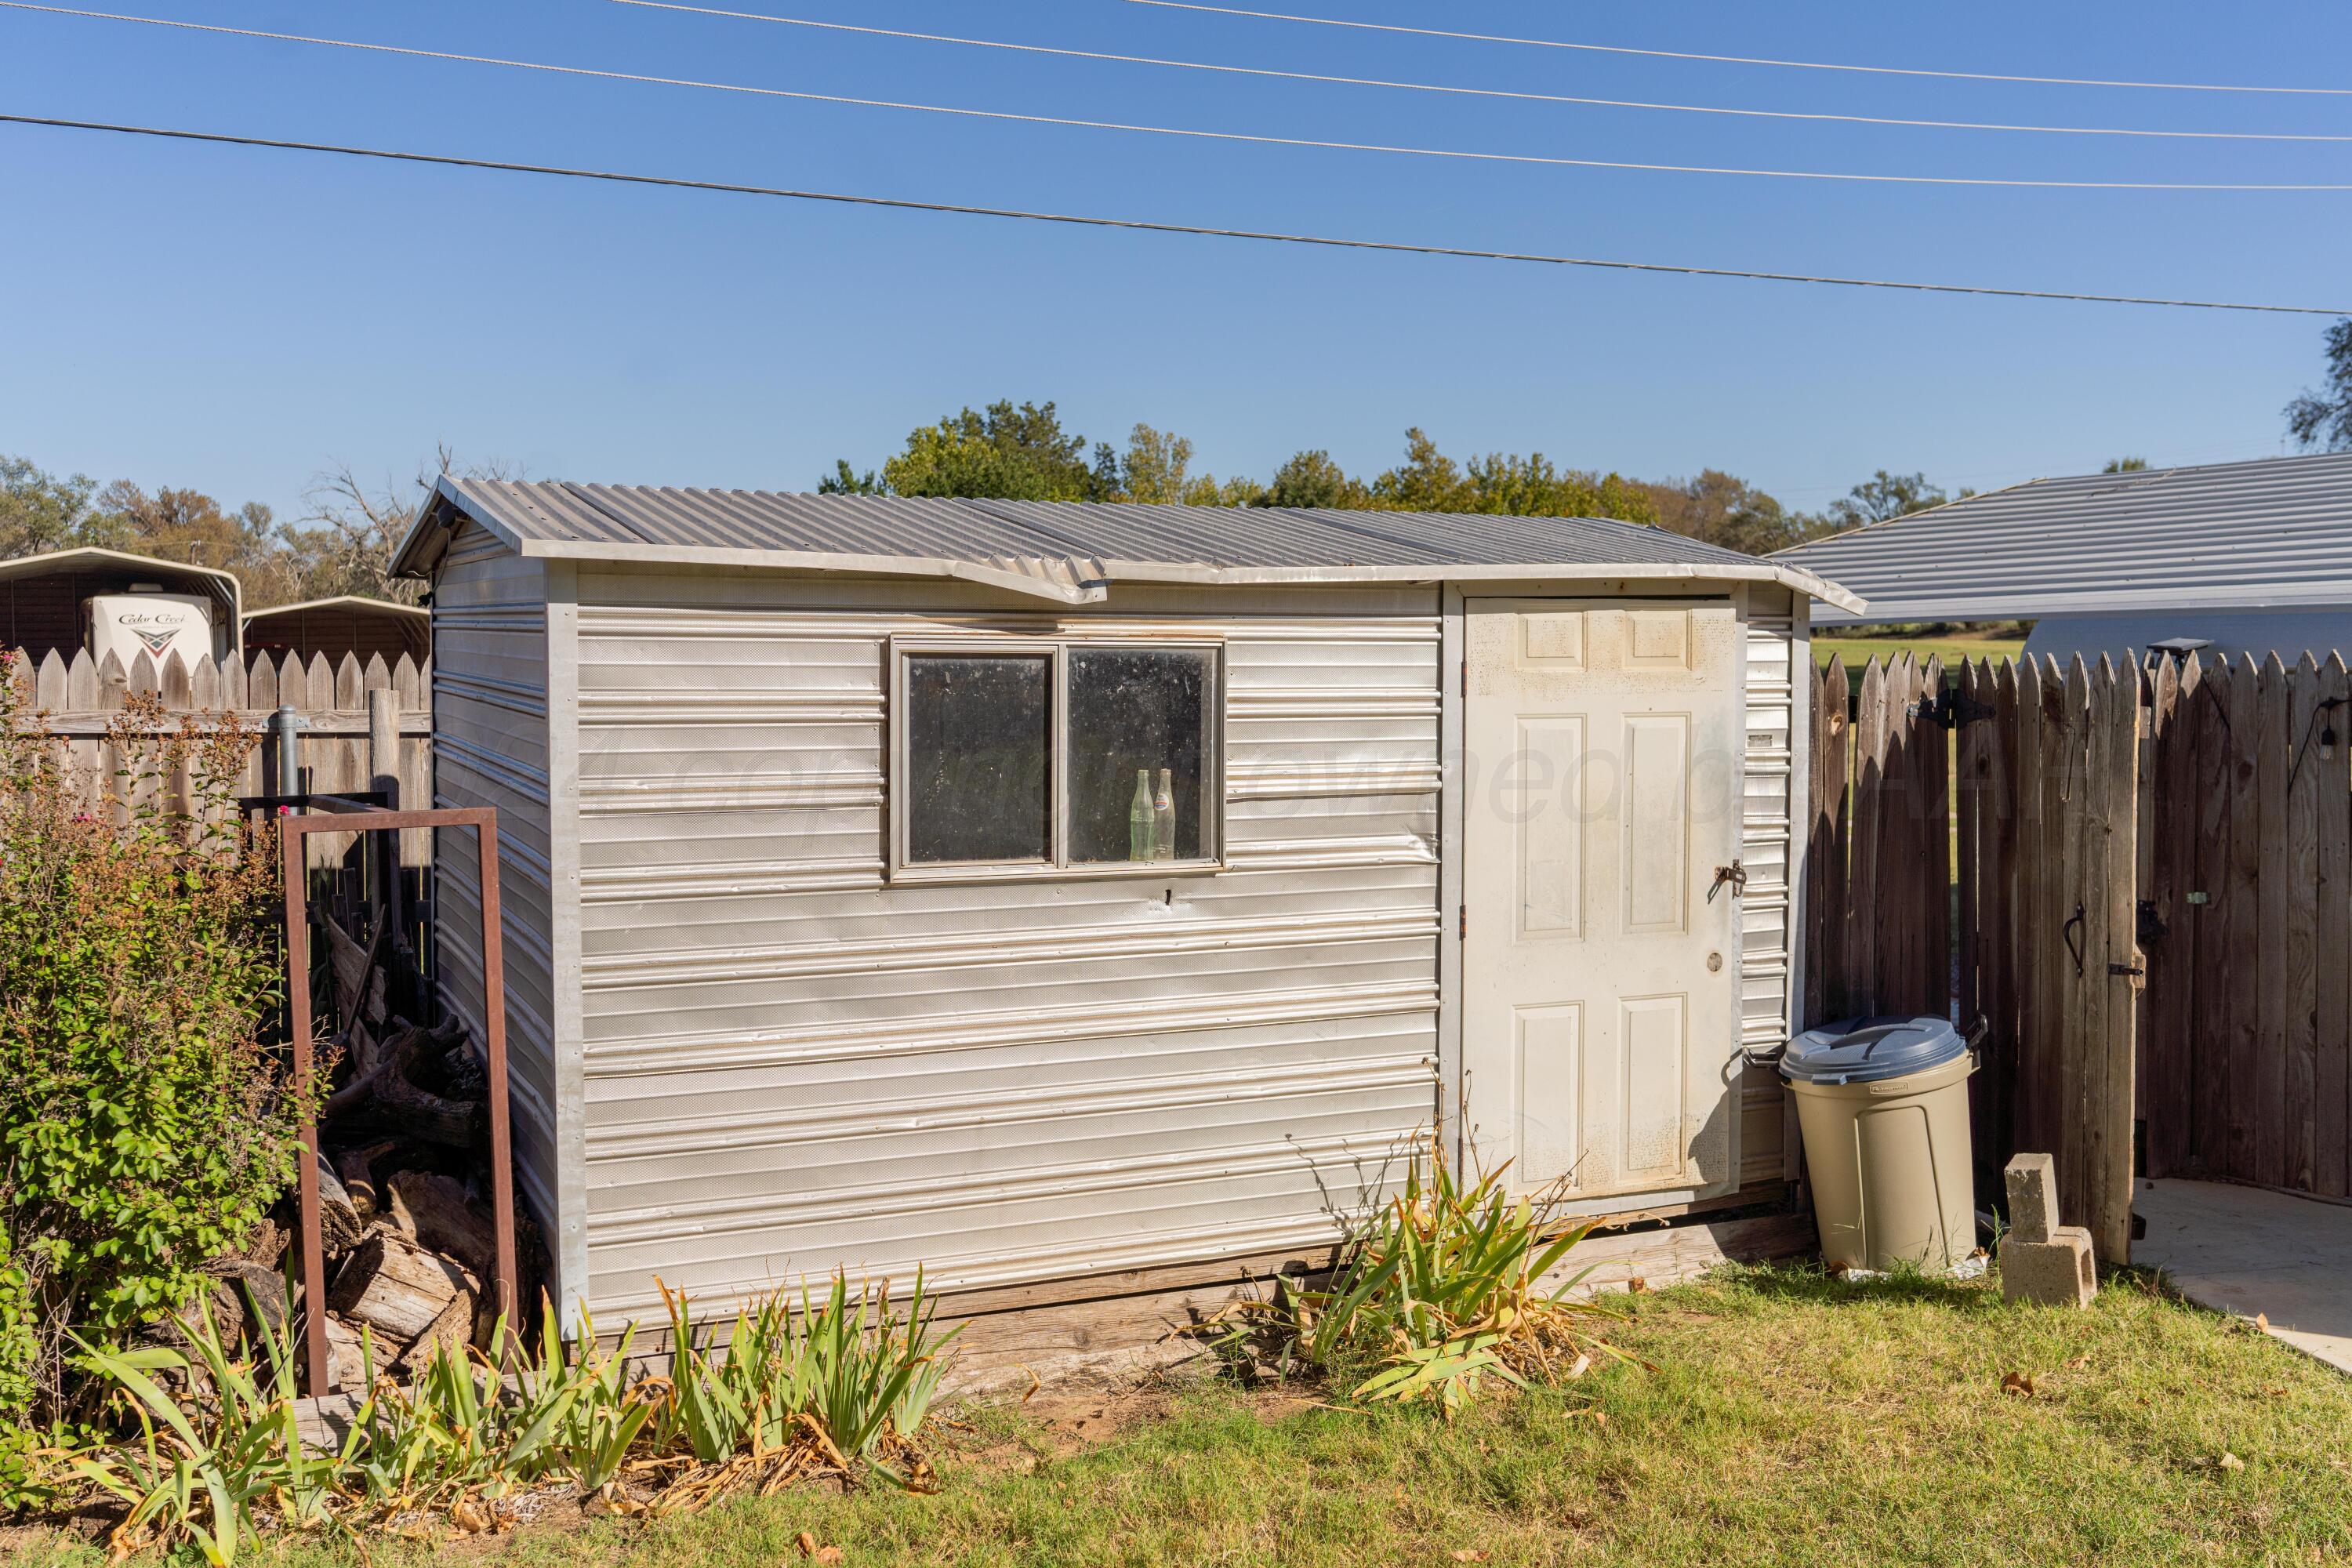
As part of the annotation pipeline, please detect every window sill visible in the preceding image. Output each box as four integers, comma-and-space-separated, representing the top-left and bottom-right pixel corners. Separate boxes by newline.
886, 858, 1228, 888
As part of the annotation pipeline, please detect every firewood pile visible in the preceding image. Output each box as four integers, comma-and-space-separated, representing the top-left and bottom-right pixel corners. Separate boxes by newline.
198, 906, 529, 1388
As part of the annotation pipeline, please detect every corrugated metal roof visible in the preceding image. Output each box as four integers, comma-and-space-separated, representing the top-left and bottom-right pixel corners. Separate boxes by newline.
1774, 451, 2352, 627
397, 477, 1860, 608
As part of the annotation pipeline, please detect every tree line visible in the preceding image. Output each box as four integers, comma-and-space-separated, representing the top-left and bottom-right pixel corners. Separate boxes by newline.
0, 451, 483, 609
822, 401, 1964, 556
9, 315, 2345, 606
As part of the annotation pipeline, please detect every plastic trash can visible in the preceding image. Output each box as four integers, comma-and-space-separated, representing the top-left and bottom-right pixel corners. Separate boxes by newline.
1779, 1016, 1977, 1274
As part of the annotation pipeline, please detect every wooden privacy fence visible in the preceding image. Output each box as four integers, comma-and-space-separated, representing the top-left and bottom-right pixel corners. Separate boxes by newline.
2, 643, 434, 865
1806, 647, 2352, 1265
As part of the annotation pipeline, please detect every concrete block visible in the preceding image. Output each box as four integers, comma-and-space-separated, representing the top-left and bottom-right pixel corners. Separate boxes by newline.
2005, 1153, 2061, 1245
2000, 1224, 2096, 1308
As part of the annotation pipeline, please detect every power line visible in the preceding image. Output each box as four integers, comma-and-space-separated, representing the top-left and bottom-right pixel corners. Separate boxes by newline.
1127, 0, 2352, 98
602, 0, 2352, 143
4, 112, 2345, 315
9, 3, 2352, 191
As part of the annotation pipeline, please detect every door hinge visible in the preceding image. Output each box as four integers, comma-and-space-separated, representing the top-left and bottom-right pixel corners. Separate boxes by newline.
1460, 659, 1468, 699
1458, 903, 1468, 939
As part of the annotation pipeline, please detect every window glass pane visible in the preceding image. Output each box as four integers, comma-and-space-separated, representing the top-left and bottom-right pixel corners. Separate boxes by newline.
904, 655, 1050, 862
1066, 648, 1214, 863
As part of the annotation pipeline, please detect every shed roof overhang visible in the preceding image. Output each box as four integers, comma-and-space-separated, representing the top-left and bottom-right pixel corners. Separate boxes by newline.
394, 477, 1865, 613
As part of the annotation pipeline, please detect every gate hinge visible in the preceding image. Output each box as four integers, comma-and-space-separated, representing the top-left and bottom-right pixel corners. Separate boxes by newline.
1907, 687, 1995, 729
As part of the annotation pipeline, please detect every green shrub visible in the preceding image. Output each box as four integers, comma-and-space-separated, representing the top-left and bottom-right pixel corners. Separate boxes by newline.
0, 660, 315, 1422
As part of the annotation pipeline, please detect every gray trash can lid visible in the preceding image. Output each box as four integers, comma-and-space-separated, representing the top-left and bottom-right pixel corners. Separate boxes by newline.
1779, 1015, 1965, 1086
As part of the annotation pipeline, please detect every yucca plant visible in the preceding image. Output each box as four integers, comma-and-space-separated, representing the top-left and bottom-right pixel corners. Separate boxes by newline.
67, 1296, 325, 1563
655, 1272, 959, 1487
520, 1300, 659, 1493
1232, 1141, 1628, 1414
793, 1271, 960, 1487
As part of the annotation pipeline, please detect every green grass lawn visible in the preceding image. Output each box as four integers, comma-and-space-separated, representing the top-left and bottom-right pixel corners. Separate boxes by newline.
24, 1262, 2346, 1568
1815, 628, 2027, 676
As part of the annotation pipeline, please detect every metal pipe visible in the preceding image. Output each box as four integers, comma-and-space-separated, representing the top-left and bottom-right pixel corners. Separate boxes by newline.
267, 704, 303, 797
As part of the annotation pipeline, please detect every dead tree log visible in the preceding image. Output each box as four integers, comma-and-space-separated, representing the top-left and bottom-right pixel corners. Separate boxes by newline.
388, 1171, 498, 1280
328, 1230, 479, 1345
323, 1017, 483, 1147
315, 1154, 363, 1257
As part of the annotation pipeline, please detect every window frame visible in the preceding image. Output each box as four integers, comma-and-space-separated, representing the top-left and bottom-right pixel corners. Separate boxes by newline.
886, 634, 1226, 885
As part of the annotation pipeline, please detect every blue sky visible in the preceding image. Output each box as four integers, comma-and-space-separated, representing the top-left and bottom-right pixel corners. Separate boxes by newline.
2, 0, 2347, 524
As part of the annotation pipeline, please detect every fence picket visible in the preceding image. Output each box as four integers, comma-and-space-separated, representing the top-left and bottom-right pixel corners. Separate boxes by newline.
1984, 659, 2020, 1181
1923, 657, 1953, 1019
2323, 655, 2352, 1198
2144, 654, 2190, 1177
1849, 660, 1888, 1017
2096, 656, 2140, 1263
161, 652, 193, 710
34, 649, 67, 711
2255, 655, 2291, 1189
189, 650, 220, 711
2288, 655, 2324, 1191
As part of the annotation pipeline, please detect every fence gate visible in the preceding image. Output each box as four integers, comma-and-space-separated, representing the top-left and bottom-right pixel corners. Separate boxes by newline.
2140, 652, 2352, 1200
1955, 656, 2140, 1264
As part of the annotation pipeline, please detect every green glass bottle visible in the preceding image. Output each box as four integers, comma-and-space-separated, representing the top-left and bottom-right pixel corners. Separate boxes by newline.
1130, 768, 1156, 861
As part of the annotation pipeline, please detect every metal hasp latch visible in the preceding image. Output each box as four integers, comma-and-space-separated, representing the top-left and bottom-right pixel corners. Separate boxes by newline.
1708, 860, 1748, 902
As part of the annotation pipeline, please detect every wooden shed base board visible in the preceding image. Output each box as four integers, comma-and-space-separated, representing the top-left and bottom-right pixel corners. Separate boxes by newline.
293, 1210, 1813, 1445
938, 1210, 1815, 1399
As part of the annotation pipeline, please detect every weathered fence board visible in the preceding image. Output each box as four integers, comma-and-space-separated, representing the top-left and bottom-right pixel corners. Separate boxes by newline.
4, 644, 434, 868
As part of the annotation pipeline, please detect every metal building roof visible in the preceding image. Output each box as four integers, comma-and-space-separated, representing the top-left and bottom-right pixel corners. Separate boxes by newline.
394, 477, 1861, 609
1773, 451, 2352, 627
241, 594, 430, 626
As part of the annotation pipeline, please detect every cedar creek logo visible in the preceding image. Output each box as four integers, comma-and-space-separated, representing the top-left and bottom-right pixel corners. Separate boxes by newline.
116, 612, 187, 657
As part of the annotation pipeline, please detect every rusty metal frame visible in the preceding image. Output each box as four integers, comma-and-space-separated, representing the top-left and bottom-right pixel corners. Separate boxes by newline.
278, 803, 514, 1394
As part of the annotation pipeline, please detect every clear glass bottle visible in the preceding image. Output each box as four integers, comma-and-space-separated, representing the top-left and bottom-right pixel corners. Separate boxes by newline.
1152, 767, 1177, 861
1130, 769, 1156, 861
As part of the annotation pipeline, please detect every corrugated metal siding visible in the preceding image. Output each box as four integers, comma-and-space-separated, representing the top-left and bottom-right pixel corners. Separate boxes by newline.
1777, 451, 2352, 627
569, 572, 1440, 1319
428, 524, 568, 1283
1739, 589, 1797, 1187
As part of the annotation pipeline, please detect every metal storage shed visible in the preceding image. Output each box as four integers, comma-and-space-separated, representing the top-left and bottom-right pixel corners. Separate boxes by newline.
0, 546, 241, 663
392, 478, 1861, 1332
242, 593, 430, 666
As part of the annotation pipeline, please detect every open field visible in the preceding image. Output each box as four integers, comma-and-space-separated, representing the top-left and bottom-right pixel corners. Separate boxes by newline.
16, 1261, 2347, 1568
1815, 626, 2028, 676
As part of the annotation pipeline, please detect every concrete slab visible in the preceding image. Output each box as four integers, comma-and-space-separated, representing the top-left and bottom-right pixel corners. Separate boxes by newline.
2135, 1178, 2352, 1375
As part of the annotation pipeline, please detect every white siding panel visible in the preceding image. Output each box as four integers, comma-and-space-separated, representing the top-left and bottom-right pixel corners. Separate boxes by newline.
571, 575, 1443, 1318
1740, 588, 1798, 1182
427, 525, 573, 1298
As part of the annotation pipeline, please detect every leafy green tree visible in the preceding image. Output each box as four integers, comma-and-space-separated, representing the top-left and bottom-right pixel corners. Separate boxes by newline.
1644, 470, 1807, 555
2103, 456, 2150, 473
837, 401, 1118, 502
818, 459, 886, 495
1256, 448, 1372, 510
0, 456, 101, 560
1118, 423, 1193, 504
1819, 470, 1948, 532
2285, 318, 2352, 452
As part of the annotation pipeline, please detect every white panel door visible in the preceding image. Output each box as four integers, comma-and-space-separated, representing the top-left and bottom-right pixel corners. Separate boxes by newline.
1461, 599, 1745, 1205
